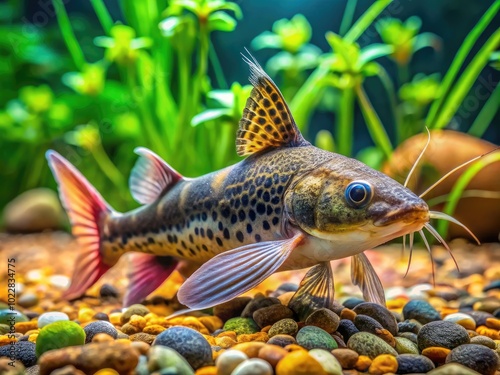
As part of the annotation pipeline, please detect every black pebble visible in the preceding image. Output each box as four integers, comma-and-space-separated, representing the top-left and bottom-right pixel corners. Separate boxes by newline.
397, 354, 435, 374
99, 283, 119, 298
342, 297, 365, 309
83, 321, 118, 343
336, 319, 359, 342
0, 341, 37, 366
417, 321, 470, 351
403, 300, 441, 324
446, 344, 499, 375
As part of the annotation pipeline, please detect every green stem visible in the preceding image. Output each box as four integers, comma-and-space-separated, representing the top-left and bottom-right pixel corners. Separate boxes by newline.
397, 63, 410, 86
52, 0, 86, 70
355, 83, 393, 159
90, 0, 114, 34
427, 1, 500, 127
336, 88, 354, 156
339, 0, 358, 36
437, 152, 500, 238
209, 41, 228, 89
433, 28, 500, 129
468, 82, 500, 138
344, 0, 392, 43
92, 144, 126, 191
374, 63, 401, 141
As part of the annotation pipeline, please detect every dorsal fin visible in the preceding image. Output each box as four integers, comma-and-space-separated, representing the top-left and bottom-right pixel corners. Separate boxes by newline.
236, 54, 308, 156
129, 147, 183, 204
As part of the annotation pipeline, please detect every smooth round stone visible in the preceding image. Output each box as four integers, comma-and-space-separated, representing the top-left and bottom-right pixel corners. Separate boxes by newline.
473, 298, 500, 313
305, 308, 340, 333
461, 310, 493, 326
347, 332, 397, 359
403, 300, 441, 324
427, 363, 482, 374
121, 304, 149, 323
99, 284, 119, 298
267, 334, 296, 347
446, 344, 499, 375
422, 347, 451, 364
213, 297, 251, 322
331, 348, 358, 369
352, 303, 398, 335
215, 349, 248, 375
0, 357, 25, 374
147, 345, 194, 375
394, 337, 419, 354
483, 279, 500, 292
296, 326, 337, 351
223, 317, 259, 335
17, 293, 39, 308
84, 321, 118, 343
232, 358, 273, 375
241, 294, 280, 318
417, 321, 470, 351
398, 320, 422, 334
153, 326, 211, 370
398, 332, 418, 344
0, 309, 29, 325
309, 349, 343, 375
258, 344, 288, 367
253, 304, 294, 328
0, 324, 10, 334
0, 341, 37, 367
49, 275, 70, 289
470, 335, 496, 349
37, 312, 69, 328
369, 354, 398, 375
342, 298, 365, 309
268, 319, 298, 337
35, 321, 85, 357
397, 354, 435, 374
336, 319, 359, 342
443, 313, 476, 330
275, 350, 326, 375
354, 314, 383, 333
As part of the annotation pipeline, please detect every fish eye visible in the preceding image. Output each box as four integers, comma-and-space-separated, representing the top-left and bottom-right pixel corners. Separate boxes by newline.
345, 181, 373, 208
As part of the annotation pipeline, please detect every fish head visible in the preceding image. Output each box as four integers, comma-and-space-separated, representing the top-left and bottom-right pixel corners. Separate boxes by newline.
286, 156, 429, 255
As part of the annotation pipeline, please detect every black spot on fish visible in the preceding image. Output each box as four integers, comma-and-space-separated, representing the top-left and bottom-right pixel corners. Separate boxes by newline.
250, 198, 257, 206
286, 123, 292, 131
221, 205, 231, 218
257, 189, 263, 198
270, 187, 276, 195
223, 228, 230, 239
271, 196, 280, 205
249, 185, 256, 195
280, 175, 289, 183
200, 228, 205, 237
204, 201, 213, 210
256, 176, 265, 186
263, 98, 271, 107
236, 231, 244, 242
216, 237, 223, 246
263, 191, 270, 202
234, 199, 241, 209
271, 92, 278, 101
267, 205, 273, 215
255, 234, 262, 242
189, 234, 194, 243
202, 212, 208, 221
265, 124, 273, 132
189, 248, 196, 255
263, 221, 270, 230
181, 241, 187, 249
218, 221, 224, 231
256, 203, 266, 215
122, 235, 128, 245
195, 227, 199, 235
269, 108, 276, 117
264, 177, 273, 188
241, 194, 249, 206
238, 210, 246, 222
202, 244, 208, 252
277, 185, 284, 194
212, 211, 218, 221
177, 249, 183, 256
231, 214, 237, 224
176, 224, 182, 231
272, 217, 279, 226
246, 223, 253, 234
160, 224, 167, 231
207, 229, 214, 240
249, 209, 256, 221
258, 109, 266, 116
147, 237, 155, 244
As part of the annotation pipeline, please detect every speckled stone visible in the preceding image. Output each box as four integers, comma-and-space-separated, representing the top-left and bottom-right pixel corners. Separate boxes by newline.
427, 362, 481, 374
121, 304, 150, 324
336, 319, 359, 342
253, 304, 294, 328
331, 348, 359, 369
214, 297, 252, 322
0, 341, 37, 367
153, 326, 211, 370
347, 332, 398, 359
397, 354, 435, 374
130, 332, 156, 345
394, 337, 419, 354
275, 350, 326, 375
403, 300, 441, 324
222, 317, 259, 335
305, 308, 340, 333
309, 349, 343, 375
417, 321, 470, 351
352, 303, 398, 335
296, 326, 337, 351
241, 294, 280, 318
397, 320, 422, 334
268, 319, 298, 337
83, 321, 117, 344
267, 334, 296, 347
147, 345, 194, 375
470, 335, 496, 349
232, 358, 273, 375
446, 344, 498, 375
353, 314, 384, 334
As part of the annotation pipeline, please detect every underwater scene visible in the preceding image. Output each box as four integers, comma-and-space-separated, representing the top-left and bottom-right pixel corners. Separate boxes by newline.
1, 0, 500, 374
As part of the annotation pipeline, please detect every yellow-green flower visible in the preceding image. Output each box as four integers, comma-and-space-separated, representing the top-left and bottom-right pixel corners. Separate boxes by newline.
62, 63, 106, 96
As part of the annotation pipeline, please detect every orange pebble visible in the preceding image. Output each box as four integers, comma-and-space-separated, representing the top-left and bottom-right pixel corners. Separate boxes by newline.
231, 342, 266, 358
340, 309, 356, 321
92, 333, 115, 343
476, 325, 500, 340
422, 346, 450, 364
485, 318, 500, 330
258, 344, 288, 367
355, 355, 372, 372
237, 332, 268, 343
195, 366, 217, 375
368, 354, 398, 375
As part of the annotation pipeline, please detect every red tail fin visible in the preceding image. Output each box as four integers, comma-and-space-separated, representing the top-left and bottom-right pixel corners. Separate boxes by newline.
46, 150, 115, 300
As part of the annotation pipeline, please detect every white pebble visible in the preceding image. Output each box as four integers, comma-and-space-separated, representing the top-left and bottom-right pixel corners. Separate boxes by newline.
309, 349, 343, 375
407, 284, 432, 299
444, 312, 476, 330
216, 349, 248, 375
231, 358, 273, 375
37, 312, 69, 328
49, 275, 70, 289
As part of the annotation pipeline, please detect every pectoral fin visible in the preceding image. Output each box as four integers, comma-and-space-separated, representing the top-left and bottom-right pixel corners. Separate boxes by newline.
288, 262, 334, 321
351, 253, 386, 306
177, 232, 305, 310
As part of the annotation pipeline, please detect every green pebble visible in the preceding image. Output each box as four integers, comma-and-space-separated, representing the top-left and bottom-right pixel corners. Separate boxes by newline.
0, 324, 10, 334
395, 336, 419, 354
147, 346, 195, 375
35, 321, 86, 357
223, 317, 259, 335
296, 326, 338, 351
347, 332, 398, 359
0, 309, 29, 325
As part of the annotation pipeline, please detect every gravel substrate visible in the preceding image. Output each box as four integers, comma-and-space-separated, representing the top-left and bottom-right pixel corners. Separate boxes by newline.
1, 232, 500, 374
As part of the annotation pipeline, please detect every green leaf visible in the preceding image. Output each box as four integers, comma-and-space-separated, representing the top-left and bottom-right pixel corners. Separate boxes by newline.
208, 12, 237, 32
191, 108, 232, 126
208, 90, 234, 108
359, 44, 394, 64
251, 31, 282, 50
412, 32, 441, 53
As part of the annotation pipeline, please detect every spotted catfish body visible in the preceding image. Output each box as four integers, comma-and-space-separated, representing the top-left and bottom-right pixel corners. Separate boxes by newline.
47, 58, 430, 315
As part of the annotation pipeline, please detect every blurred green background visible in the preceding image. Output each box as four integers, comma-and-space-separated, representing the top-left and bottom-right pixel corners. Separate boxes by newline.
0, 0, 499, 216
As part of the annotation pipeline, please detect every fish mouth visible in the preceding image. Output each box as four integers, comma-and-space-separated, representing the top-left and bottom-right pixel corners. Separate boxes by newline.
374, 204, 430, 229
